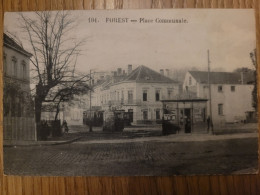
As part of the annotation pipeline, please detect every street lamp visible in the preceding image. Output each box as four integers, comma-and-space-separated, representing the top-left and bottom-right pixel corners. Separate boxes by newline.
89, 69, 93, 132
87, 69, 106, 132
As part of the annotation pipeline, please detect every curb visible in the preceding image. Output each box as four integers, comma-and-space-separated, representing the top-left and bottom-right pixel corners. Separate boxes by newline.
3, 137, 83, 148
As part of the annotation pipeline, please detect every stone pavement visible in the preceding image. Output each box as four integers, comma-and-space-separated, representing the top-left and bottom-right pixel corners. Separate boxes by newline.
4, 137, 258, 176
74, 132, 258, 144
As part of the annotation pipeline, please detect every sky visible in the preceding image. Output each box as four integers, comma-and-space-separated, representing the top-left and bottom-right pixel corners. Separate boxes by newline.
4, 9, 256, 74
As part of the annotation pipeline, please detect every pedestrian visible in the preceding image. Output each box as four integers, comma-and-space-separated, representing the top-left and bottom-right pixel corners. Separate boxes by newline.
185, 116, 191, 133
62, 120, 69, 133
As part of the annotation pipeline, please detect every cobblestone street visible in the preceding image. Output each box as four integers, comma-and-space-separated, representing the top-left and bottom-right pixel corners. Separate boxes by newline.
4, 134, 258, 176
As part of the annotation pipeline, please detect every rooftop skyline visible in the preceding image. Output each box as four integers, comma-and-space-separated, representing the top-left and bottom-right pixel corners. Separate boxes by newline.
4, 9, 256, 74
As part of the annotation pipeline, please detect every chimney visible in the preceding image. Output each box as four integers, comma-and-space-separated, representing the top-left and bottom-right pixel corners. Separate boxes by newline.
165, 69, 169, 77
128, 64, 132, 75
160, 69, 164, 75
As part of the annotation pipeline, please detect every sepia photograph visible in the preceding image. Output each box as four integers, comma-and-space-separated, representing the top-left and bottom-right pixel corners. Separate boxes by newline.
3, 9, 258, 176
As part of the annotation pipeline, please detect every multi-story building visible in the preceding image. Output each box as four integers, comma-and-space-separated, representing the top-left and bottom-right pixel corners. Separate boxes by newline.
91, 65, 179, 124
3, 33, 36, 141
183, 71, 255, 125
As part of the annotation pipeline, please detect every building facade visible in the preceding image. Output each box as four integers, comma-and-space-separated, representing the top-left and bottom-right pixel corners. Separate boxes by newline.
3, 33, 36, 141
183, 71, 255, 125
91, 65, 179, 124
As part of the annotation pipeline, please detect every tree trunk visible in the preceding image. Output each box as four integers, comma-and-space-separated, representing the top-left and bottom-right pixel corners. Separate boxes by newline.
35, 97, 43, 124
35, 96, 43, 140
54, 103, 60, 122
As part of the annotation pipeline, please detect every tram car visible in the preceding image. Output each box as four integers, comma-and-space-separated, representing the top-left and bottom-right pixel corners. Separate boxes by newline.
83, 110, 104, 127
103, 110, 125, 132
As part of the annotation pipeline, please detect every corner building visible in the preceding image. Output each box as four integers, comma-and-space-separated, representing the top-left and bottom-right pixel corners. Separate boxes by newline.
92, 65, 179, 124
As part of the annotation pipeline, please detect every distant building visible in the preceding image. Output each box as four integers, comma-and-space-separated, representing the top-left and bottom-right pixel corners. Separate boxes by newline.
183, 71, 255, 125
3, 33, 36, 141
91, 65, 179, 124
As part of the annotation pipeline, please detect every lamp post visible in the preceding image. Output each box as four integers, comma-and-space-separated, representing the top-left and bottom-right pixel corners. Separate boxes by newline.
207, 50, 214, 134
89, 69, 93, 132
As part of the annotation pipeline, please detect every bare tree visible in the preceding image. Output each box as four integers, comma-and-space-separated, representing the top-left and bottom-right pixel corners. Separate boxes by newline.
45, 80, 90, 121
19, 11, 88, 131
250, 49, 257, 111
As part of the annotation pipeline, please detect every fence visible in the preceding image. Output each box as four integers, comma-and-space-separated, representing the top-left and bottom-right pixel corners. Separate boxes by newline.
4, 117, 36, 141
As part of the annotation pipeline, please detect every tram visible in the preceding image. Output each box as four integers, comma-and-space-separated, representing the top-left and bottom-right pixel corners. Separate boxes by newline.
83, 110, 104, 127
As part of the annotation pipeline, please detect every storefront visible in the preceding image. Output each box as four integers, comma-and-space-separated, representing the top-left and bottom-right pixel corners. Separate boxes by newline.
161, 99, 208, 133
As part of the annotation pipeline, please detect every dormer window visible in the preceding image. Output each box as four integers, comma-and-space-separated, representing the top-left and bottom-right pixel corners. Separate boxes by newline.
145, 76, 150, 80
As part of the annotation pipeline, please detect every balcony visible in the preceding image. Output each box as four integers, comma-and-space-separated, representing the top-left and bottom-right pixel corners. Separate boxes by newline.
104, 99, 142, 106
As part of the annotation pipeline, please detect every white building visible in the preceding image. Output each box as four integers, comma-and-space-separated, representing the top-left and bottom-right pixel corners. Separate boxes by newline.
91, 65, 179, 124
3, 33, 36, 141
183, 71, 255, 125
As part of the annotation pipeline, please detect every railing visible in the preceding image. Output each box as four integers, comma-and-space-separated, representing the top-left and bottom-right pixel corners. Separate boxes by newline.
4, 117, 36, 141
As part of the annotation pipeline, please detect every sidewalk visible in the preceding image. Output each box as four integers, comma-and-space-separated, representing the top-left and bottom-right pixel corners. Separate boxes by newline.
74, 132, 258, 144
4, 123, 258, 147
4, 135, 83, 147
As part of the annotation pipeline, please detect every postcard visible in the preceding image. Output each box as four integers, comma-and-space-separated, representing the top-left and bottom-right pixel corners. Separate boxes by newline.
3, 9, 258, 176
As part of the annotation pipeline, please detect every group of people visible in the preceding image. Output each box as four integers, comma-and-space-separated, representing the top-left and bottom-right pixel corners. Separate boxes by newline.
182, 115, 213, 133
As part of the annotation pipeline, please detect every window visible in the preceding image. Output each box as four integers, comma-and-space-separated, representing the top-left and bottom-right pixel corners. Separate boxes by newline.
156, 110, 161, 120
218, 86, 223, 92
218, 104, 223, 115
12, 57, 17, 77
128, 90, 133, 103
3, 54, 6, 75
189, 76, 192, 85
155, 90, 160, 101
17, 97, 22, 117
143, 90, 147, 101
21, 61, 26, 79
121, 91, 124, 102
231, 86, 235, 92
143, 110, 148, 120
167, 89, 173, 99
11, 96, 16, 117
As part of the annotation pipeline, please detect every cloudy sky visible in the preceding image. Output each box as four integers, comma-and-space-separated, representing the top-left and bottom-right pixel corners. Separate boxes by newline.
4, 9, 256, 74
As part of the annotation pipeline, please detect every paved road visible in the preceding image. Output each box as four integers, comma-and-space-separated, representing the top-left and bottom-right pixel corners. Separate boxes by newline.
4, 137, 258, 176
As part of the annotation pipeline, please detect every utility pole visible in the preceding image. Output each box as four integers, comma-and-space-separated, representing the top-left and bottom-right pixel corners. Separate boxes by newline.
208, 50, 214, 134
89, 69, 93, 132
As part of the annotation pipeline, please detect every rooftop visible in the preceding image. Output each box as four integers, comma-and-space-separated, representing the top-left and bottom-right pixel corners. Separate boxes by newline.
3, 33, 32, 57
189, 71, 255, 85
123, 65, 178, 83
